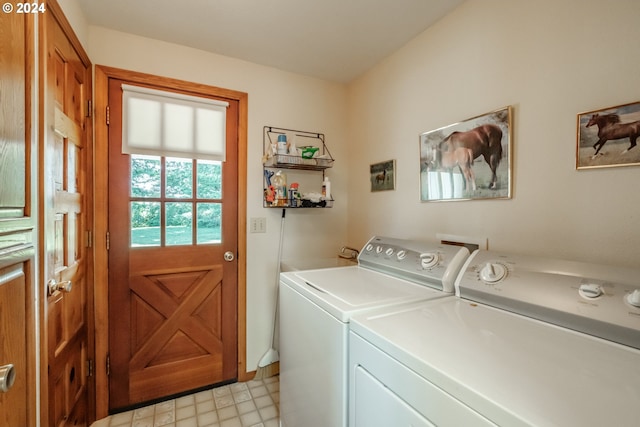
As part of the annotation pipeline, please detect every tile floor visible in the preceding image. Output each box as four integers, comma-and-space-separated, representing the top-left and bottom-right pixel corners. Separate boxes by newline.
91, 376, 279, 427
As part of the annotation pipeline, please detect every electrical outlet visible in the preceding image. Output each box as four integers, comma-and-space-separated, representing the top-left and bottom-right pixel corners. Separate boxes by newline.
250, 217, 267, 233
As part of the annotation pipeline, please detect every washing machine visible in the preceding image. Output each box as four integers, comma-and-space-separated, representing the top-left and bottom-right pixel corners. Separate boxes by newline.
278, 236, 470, 427
349, 250, 640, 426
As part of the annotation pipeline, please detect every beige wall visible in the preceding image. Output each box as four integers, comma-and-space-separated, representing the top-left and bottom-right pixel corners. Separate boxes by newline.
58, 0, 640, 375
347, 0, 640, 268
58, 14, 351, 370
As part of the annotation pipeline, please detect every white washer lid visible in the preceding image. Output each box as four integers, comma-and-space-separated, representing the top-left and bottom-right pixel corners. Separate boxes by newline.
350, 298, 640, 426
280, 266, 448, 322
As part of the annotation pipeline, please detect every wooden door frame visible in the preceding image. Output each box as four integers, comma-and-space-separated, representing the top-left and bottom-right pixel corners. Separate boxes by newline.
39, 0, 94, 425
93, 65, 248, 419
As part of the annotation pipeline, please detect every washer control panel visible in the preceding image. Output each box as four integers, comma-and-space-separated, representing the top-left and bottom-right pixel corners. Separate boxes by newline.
358, 236, 470, 293
456, 250, 640, 350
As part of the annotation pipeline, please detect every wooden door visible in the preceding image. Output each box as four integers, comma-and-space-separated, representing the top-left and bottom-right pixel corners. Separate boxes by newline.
41, 2, 93, 426
0, 11, 36, 427
107, 77, 239, 410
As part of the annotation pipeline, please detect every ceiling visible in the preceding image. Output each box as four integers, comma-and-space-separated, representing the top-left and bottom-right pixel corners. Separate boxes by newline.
76, 0, 464, 83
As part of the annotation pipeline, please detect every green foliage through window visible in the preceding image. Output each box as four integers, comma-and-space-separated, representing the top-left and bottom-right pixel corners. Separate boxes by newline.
130, 155, 222, 246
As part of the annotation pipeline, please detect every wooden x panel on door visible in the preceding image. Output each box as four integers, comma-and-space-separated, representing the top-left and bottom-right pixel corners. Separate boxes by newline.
127, 266, 225, 402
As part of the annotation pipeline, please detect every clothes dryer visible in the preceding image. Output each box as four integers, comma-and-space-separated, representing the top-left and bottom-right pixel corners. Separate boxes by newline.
349, 250, 640, 426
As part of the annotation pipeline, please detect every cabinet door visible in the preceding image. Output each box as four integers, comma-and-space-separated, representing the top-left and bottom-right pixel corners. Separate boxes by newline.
0, 5, 28, 215
0, 10, 36, 427
0, 260, 34, 427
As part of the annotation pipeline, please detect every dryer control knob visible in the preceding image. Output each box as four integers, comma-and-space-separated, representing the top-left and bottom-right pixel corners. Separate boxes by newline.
480, 262, 507, 283
579, 283, 603, 299
420, 253, 439, 269
626, 289, 640, 308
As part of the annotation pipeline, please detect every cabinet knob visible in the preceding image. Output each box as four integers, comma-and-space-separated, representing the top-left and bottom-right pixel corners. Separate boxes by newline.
0, 364, 16, 393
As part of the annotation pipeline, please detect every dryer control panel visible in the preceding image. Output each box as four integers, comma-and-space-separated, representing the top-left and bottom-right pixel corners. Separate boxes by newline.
358, 236, 470, 293
456, 250, 640, 350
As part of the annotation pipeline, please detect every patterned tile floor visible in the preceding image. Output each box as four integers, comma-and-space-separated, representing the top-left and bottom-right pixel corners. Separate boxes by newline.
91, 376, 279, 427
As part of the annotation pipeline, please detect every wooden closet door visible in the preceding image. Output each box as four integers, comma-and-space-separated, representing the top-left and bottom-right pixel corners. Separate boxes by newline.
41, 2, 94, 426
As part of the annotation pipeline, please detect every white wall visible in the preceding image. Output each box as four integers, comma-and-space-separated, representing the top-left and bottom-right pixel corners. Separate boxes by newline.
83, 27, 350, 371
58, 0, 89, 46
347, 0, 640, 268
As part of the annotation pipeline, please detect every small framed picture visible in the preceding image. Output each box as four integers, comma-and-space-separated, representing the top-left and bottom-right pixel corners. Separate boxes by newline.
370, 160, 395, 192
577, 101, 640, 169
419, 106, 512, 202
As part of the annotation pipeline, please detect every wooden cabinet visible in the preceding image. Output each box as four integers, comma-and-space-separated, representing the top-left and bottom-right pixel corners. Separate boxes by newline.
0, 11, 36, 427
1, 3, 93, 426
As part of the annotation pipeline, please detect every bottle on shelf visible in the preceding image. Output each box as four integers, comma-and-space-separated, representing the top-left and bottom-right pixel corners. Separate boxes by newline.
272, 170, 288, 206
277, 134, 288, 155
289, 183, 300, 207
322, 176, 331, 200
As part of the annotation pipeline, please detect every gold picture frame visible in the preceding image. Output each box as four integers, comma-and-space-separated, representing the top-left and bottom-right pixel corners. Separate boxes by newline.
576, 100, 640, 169
419, 106, 513, 202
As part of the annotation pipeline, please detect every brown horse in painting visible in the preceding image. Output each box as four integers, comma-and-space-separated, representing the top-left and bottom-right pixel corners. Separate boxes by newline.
430, 146, 476, 192
586, 113, 640, 156
439, 124, 503, 189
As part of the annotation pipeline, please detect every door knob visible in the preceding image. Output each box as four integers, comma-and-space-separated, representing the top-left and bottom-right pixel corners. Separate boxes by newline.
224, 251, 235, 262
48, 279, 72, 296
0, 364, 16, 393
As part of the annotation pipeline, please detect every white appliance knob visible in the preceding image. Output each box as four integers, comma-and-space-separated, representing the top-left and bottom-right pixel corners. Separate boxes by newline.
385, 248, 394, 256
420, 253, 439, 269
626, 289, 640, 308
365, 244, 374, 252
579, 283, 603, 299
397, 250, 407, 260
376, 245, 383, 254
480, 262, 507, 283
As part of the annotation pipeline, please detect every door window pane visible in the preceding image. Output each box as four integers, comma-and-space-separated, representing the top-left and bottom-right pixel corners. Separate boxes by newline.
131, 155, 161, 198
131, 202, 161, 246
129, 157, 222, 247
197, 160, 222, 199
166, 157, 193, 198
197, 203, 221, 244
166, 202, 193, 246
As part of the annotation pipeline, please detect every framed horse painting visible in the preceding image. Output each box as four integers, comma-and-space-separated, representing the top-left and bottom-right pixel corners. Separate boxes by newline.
419, 106, 513, 202
577, 100, 640, 169
370, 159, 395, 192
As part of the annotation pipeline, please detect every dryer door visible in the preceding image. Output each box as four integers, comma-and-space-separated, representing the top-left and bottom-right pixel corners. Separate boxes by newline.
353, 366, 434, 427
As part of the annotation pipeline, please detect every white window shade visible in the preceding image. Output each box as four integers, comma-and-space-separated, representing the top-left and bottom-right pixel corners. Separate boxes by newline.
122, 84, 229, 161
